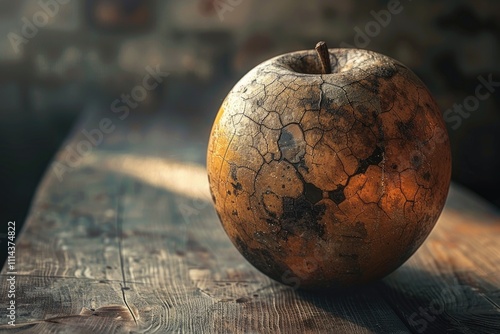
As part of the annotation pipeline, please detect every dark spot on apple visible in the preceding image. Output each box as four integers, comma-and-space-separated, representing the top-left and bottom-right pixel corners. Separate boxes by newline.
329, 185, 346, 204
300, 96, 320, 109
397, 120, 415, 139
357, 105, 370, 118
265, 217, 277, 226
353, 221, 368, 238
304, 182, 323, 204
279, 129, 294, 145
411, 155, 422, 168
278, 128, 295, 160
282, 196, 326, 238
355, 146, 385, 174
377, 65, 397, 78
358, 76, 380, 94
235, 236, 289, 280
230, 164, 238, 181
324, 106, 356, 132
231, 182, 243, 195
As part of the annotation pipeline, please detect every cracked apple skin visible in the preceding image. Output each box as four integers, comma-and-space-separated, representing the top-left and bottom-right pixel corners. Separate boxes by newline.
207, 48, 451, 290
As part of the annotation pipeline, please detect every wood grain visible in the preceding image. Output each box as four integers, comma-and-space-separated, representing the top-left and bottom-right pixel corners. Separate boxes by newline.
1, 110, 499, 333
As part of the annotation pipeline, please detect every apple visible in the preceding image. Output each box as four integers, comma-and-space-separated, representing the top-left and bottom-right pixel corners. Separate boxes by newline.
207, 42, 451, 290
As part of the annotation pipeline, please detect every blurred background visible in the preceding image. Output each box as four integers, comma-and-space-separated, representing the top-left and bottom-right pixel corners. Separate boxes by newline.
0, 0, 499, 249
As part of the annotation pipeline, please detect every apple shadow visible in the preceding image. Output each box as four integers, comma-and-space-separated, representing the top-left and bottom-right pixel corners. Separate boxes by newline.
293, 266, 499, 333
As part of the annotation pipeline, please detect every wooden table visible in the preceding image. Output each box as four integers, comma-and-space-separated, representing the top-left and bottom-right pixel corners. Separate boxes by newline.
1, 108, 499, 333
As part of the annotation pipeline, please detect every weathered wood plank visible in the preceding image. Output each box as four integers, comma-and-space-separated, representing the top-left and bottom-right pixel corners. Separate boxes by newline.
1, 110, 499, 333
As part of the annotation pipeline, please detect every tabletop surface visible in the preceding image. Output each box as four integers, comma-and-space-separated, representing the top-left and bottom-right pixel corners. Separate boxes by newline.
1, 108, 499, 333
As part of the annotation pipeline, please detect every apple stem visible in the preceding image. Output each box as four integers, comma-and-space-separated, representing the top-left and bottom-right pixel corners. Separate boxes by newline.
315, 41, 331, 74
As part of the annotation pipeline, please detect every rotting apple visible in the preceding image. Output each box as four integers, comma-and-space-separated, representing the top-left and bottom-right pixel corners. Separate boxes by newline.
207, 41, 451, 290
